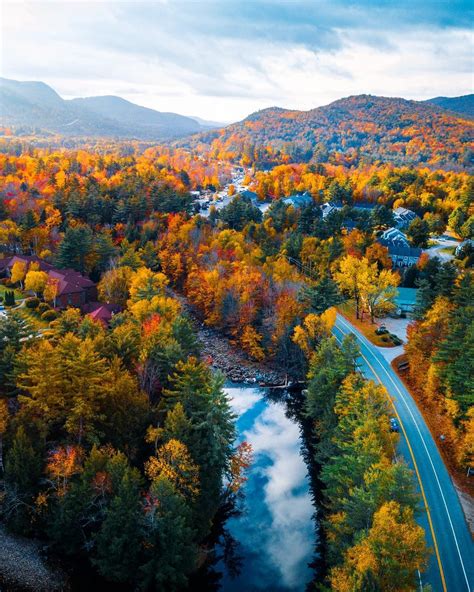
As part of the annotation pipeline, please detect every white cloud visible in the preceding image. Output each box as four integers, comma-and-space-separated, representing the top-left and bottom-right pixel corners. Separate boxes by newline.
1, 1, 472, 121
239, 400, 314, 589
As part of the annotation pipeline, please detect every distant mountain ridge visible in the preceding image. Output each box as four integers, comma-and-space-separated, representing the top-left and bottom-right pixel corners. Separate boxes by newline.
181, 94, 474, 169
424, 94, 474, 118
0, 78, 203, 139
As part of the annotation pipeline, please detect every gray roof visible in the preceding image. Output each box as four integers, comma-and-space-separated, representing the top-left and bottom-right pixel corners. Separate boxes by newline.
282, 192, 313, 208
385, 244, 422, 257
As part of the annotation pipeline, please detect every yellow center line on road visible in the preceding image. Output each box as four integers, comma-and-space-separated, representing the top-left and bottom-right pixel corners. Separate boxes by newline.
336, 315, 472, 591
332, 328, 448, 592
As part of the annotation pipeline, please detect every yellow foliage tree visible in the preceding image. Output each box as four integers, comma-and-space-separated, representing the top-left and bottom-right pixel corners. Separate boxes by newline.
43, 277, 60, 307
24, 270, 48, 296
10, 261, 27, 288
292, 308, 336, 358
145, 438, 199, 499
128, 267, 168, 303
330, 501, 428, 592
240, 325, 265, 361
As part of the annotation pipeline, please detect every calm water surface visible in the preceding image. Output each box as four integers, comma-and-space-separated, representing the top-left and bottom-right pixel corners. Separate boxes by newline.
219, 384, 315, 592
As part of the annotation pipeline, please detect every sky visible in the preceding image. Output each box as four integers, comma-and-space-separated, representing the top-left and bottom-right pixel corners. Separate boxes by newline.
1, 0, 473, 122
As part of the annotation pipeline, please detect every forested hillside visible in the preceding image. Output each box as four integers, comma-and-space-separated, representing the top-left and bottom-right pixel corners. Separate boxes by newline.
182, 95, 474, 169
425, 94, 474, 119
0, 78, 203, 140
0, 136, 472, 590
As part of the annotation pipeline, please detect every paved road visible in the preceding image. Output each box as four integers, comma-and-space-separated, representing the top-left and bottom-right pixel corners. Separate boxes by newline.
333, 314, 474, 592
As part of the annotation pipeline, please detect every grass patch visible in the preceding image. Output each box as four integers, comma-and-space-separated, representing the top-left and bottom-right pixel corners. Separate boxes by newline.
338, 301, 401, 348
439, 246, 456, 255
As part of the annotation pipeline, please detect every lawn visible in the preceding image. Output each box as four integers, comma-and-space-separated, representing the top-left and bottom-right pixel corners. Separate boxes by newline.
439, 246, 456, 255
338, 301, 402, 348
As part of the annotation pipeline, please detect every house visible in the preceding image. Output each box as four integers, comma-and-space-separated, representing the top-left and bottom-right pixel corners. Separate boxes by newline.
379, 227, 409, 247
383, 244, 422, 268
48, 269, 97, 309
0, 254, 54, 273
83, 302, 121, 325
0, 255, 97, 309
321, 201, 343, 219
282, 192, 313, 209
393, 207, 418, 228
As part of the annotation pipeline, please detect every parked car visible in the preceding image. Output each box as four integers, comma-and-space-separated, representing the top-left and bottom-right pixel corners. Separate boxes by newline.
375, 325, 389, 335
390, 418, 400, 432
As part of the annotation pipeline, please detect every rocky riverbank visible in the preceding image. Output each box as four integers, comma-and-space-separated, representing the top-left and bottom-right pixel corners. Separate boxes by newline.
197, 323, 285, 385
0, 525, 68, 591
170, 289, 287, 385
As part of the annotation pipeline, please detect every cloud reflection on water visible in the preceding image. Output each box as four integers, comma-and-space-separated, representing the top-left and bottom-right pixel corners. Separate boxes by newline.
224, 386, 314, 591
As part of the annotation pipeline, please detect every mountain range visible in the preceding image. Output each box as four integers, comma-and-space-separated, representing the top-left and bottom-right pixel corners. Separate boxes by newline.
0, 78, 221, 139
1, 78, 473, 169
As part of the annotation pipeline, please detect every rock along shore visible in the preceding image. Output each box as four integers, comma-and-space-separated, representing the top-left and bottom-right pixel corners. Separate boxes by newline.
169, 289, 287, 386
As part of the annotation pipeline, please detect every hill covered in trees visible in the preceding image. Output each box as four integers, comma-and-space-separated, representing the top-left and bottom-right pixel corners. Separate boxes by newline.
425, 94, 474, 119
0, 78, 203, 140
182, 95, 474, 169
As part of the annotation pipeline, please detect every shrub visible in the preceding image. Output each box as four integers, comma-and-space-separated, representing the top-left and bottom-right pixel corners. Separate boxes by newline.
4, 290, 15, 306
41, 310, 58, 321
38, 302, 50, 314
26, 297, 40, 309
0, 296, 3, 303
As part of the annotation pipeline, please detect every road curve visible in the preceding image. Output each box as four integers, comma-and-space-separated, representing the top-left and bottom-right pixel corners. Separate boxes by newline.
333, 314, 474, 592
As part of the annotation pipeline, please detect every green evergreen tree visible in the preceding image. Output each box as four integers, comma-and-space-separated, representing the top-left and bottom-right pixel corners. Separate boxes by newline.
413, 278, 434, 319
299, 274, 343, 314
407, 218, 430, 248
305, 335, 358, 445
56, 225, 93, 273
139, 476, 197, 592
4, 426, 42, 533
94, 470, 143, 583
93, 231, 118, 275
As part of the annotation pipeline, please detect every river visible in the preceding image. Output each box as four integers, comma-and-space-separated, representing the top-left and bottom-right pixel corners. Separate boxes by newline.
217, 383, 316, 592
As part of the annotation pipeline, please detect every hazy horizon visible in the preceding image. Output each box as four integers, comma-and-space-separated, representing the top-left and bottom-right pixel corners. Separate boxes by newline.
1, 0, 473, 121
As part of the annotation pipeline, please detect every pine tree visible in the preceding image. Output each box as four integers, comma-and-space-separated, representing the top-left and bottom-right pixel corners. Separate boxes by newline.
92, 231, 118, 276
140, 476, 197, 592
299, 274, 343, 315
94, 470, 143, 583
5, 426, 41, 492
413, 278, 434, 319
56, 225, 93, 273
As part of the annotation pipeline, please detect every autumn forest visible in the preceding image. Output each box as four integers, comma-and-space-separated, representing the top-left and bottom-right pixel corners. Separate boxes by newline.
1, 2, 474, 589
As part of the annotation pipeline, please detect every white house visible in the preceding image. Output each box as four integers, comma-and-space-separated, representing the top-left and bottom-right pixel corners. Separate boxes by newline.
380, 227, 409, 247
321, 201, 343, 219
384, 245, 422, 268
393, 207, 418, 228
